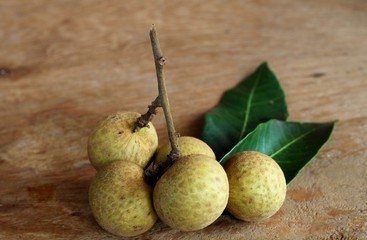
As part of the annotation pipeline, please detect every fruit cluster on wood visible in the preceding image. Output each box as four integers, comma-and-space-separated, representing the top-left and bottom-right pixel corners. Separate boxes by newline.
87, 26, 286, 237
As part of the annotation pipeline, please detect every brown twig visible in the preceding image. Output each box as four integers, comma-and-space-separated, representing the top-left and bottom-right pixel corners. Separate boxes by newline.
139, 25, 182, 179
149, 25, 182, 164
135, 97, 161, 131
143, 25, 182, 180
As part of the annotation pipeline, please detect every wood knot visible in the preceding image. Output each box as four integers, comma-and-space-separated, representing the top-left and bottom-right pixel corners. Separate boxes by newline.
311, 72, 326, 78
0, 67, 11, 77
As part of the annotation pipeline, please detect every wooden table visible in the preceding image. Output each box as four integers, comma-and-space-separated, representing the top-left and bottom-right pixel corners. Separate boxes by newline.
1, 1, 366, 239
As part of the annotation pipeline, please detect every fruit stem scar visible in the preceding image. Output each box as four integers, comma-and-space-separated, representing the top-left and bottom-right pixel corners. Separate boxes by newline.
158, 56, 166, 66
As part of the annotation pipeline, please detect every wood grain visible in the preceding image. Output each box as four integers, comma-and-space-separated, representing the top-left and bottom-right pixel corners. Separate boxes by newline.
0, 0, 366, 239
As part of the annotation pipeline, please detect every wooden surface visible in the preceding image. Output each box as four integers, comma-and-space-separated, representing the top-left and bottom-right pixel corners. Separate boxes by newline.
0, 0, 366, 239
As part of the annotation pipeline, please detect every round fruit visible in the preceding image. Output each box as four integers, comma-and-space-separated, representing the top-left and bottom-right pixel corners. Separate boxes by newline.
224, 151, 286, 221
153, 154, 229, 231
89, 160, 157, 237
88, 111, 158, 170
154, 136, 215, 167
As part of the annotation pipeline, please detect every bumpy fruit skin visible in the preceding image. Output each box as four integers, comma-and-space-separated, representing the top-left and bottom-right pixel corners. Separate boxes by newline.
153, 154, 229, 231
88, 111, 158, 170
155, 136, 216, 167
224, 151, 286, 221
89, 161, 157, 237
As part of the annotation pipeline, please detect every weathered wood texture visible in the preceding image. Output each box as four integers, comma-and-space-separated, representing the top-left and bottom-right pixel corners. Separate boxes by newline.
0, 0, 366, 239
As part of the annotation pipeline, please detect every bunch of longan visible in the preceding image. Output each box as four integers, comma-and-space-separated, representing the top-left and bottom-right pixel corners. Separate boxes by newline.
87, 26, 286, 237
87, 111, 286, 237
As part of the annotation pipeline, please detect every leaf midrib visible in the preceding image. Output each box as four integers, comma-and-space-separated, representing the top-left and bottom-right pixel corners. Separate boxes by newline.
270, 127, 317, 159
239, 69, 262, 140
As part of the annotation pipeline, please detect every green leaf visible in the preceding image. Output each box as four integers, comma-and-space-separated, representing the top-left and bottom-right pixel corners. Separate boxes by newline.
220, 119, 336, 183
201, 62, 288, 158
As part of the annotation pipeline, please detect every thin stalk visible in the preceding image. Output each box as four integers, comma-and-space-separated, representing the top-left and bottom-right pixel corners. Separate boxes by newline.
142, 25, 182, 180
135, 97, 160, 131
149, 25, 182, 164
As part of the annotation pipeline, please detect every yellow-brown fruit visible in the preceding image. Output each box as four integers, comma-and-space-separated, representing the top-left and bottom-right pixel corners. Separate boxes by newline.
224, 151, 286, 221
155, 136, 215, 167
153, 154, 229, 231
88, 111, 158, 170
89, 160, 157, 237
